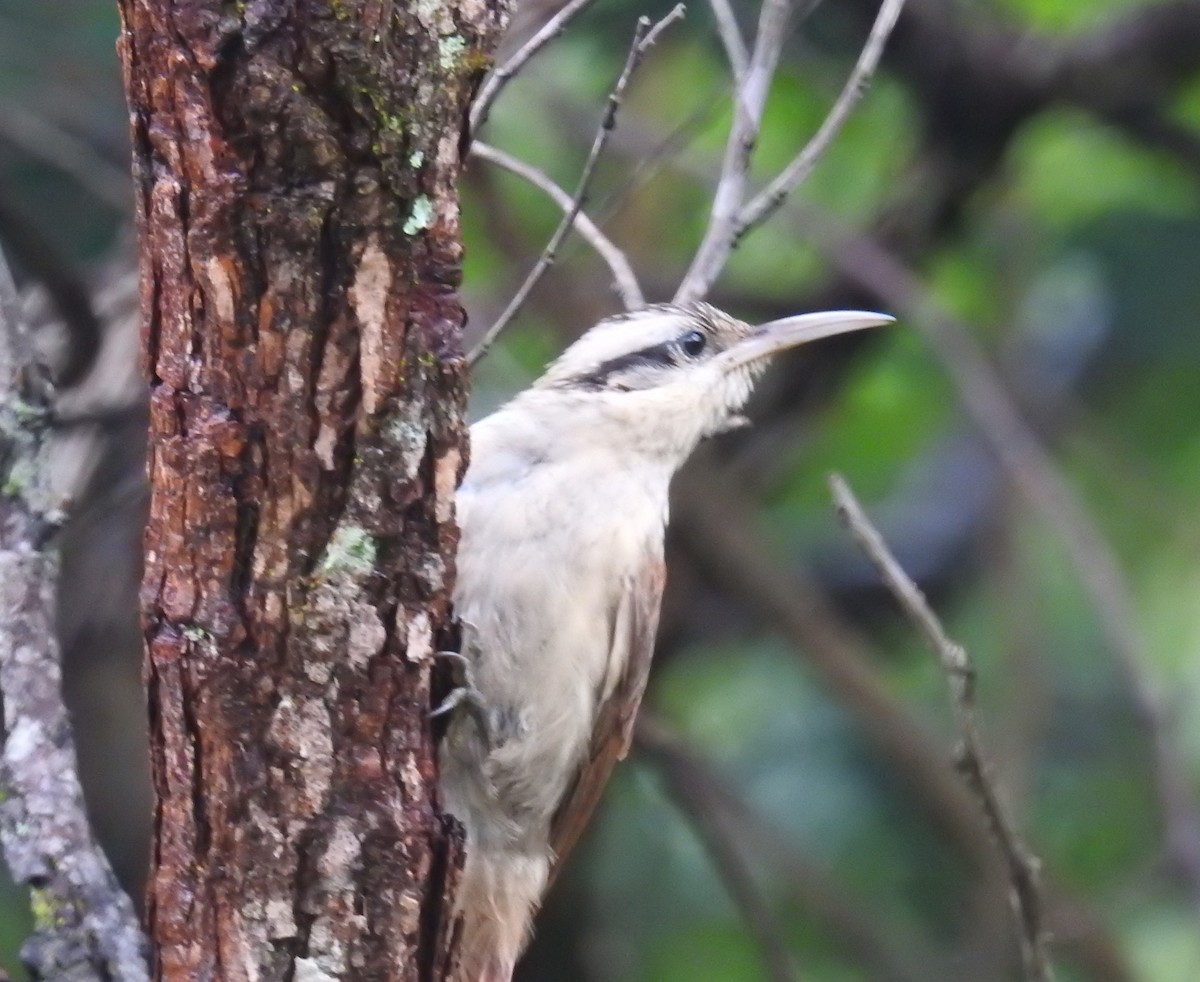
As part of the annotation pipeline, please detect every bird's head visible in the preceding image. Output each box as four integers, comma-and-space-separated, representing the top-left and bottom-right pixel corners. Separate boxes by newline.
518, 302, 892, 464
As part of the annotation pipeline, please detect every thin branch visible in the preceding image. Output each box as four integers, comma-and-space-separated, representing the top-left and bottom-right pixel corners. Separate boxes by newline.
0, 188, 104, 388
0, 106, 130, 212
1095, 105, 1200, 177
638, 723, 935, 982
706, 0, 750, 81
830, 474, 1053, 982
468, 6, 684, 366
803, 208, 1200, 909
469, 0, 602, 134
671, 463, 1136, 982
675, 0, 792, 304
0, 247, 148, 981
50, 402, 149, 431
470, 142, 644, 309
674, 466, 997, 864
735, 0, 907, 240
637, 718, 801, 982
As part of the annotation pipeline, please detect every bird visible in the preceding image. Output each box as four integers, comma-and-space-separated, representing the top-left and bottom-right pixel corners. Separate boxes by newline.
437, 301, 892, 982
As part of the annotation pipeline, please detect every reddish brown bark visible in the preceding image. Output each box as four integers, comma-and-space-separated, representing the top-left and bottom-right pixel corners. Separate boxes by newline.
116, 1, 509, 978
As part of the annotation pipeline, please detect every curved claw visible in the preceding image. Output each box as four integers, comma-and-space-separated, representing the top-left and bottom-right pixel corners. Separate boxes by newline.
430, 686, 468, 718
431, 650, 493, 750
435, 649, 473, 673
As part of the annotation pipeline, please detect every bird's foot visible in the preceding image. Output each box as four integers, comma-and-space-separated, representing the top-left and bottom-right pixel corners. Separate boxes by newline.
431, 650, 495, 750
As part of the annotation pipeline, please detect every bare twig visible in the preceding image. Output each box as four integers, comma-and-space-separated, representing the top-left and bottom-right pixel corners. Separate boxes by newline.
672, 464, 1135, 982
706, 0, 750, 81
470, 0, 603, 134
0, 248, 148, 981
830, 474, 1053, 982
470, 142, 644, 309
675, 0, 792, 303
805, 210, 1200, 909
735, 0, 907, 240
637, 718, 801, 982
468, 6, 684, 365
674, 467, 1000, 858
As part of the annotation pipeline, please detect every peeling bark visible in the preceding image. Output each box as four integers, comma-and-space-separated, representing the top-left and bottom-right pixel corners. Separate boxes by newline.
115, 1, 510, 978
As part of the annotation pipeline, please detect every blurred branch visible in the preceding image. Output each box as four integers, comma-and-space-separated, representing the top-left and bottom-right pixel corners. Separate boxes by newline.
674, 466, 993, 864
0, 189, 102, 389
0, 106, 130, 212
675, 0, 793, 303
470, 0, 601, 134
469, 6, 683, 365
670, 465, 1135, 981
735, 0, 908, 241
601, 0, 1200, 312
470, 143, 644, 309
804, 209, 1200, 910
0, 248, 148, 980
1093, 106, 1200, 177
636, 714, 934, 982
50, 404, 149, 432
831, 474, 1053, 982
1049, 0, 1200, 107
838, 0, 1200, 251
637, 717, 801, 982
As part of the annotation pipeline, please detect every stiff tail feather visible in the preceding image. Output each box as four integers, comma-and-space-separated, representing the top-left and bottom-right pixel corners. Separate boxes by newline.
449, 848, 549, 982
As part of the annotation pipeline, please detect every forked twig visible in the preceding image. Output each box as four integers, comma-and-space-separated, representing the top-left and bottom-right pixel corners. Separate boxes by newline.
470, 142, 644, 309
735, 0, 907, 240
675, 0, 792, 303
470, 0, 602, 134
830, 474, 1054, 982
468, 5, 684, 366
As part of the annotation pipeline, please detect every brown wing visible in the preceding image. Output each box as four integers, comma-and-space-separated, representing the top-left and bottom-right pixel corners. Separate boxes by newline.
546, 557, 666, 887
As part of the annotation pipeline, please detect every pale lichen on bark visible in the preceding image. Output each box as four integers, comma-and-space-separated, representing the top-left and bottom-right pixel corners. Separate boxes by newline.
0, 257, 148, 980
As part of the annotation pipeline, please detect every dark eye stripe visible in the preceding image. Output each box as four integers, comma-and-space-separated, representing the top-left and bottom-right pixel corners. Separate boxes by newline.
569, 341, 677, 389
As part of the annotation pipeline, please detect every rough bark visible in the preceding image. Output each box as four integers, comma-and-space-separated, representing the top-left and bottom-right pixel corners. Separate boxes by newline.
115, 1, 509, 979
0, 255, 149, 980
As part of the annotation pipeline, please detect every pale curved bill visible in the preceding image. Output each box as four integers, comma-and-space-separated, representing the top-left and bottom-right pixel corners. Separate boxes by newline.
717, 310, 894, 369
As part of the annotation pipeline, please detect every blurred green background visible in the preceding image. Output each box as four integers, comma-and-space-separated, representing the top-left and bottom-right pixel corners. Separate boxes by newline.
3, 0, 1200, 979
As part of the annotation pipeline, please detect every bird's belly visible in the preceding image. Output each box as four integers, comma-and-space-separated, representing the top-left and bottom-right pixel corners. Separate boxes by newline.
451, 549, 623, 826
443, 472, 663, 847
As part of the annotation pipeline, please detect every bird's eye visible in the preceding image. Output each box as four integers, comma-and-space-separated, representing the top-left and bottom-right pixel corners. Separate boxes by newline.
680, 330, 707, 357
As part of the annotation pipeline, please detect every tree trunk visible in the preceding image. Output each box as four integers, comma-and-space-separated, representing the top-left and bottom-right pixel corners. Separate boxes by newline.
116, 1, 509, 978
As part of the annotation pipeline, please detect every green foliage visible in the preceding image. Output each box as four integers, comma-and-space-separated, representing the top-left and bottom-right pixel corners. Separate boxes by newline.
1010, 112, 1199, 229
994, 0, 1146, 32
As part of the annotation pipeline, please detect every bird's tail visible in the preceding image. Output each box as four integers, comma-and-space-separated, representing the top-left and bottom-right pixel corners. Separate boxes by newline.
450, 847, 549, 982
453, 945, 516, 982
